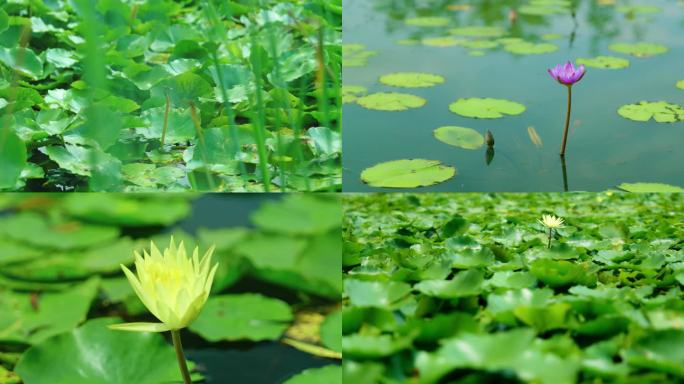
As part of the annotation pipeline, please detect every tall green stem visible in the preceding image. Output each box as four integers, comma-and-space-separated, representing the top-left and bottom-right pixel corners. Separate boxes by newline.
560, 85, 572, 156
547, 228, 553, 249
171, 330, 192, 384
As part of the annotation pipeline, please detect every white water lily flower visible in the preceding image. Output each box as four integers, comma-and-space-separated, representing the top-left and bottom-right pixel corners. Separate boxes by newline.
109, 237, 218, 332
538, 214, 564, 229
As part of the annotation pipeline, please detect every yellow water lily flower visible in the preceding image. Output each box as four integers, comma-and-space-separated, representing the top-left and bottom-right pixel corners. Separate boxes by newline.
109, 237, 218, 333
538, 214, 564, 229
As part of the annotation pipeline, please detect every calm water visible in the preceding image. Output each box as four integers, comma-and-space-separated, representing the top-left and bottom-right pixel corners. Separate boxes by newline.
343, 0, 684, 192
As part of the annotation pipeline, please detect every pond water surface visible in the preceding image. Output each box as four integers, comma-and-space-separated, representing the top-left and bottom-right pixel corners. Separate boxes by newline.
343, 0, 684, 192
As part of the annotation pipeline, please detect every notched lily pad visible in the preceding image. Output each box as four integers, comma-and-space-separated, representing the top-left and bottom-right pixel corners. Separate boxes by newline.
342, 85, 368, 104
433, 126, 484, 150
449, 97, 526, 119
360, 159, 456, 189
617, 101, 684, 123
422, 37, 464, 47
576, 56, 629, 69
356, 92, 426, 111
343, 44, 377, 67
608, 43, 668, 58
379, 72, 445, 88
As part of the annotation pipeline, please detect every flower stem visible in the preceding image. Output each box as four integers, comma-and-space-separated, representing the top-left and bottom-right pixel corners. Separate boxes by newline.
547, 228, 553, 249
560, 85, 572, 156
171, 330, 192, 384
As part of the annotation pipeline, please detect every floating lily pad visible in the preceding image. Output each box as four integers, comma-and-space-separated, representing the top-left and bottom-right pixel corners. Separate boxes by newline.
542, 33, 562, 40
379, 72, 445, 88
343, 44, 377, 67
460, 40, 498, 49
342, 85, 367, 103
676, 80, 684, 90
251, 194, 340, 235
450, 26, 506, 37
284, 366, 342, 384
504, 41, 558, 55
617, 5, 662, 14
617, 101, 684, 123
360, 159, 456, 188
433, 126, 485, 150
519, 2, 569, 16
468, 50, 486, 57
356, 92, 426, 111
345, 279, 412, 308
0, 130, 26, 189
608, 43, 668, 58
189, 294, 293, 342
449, 97, 526, 119
414, 270, 484, 299
405, 17, 450, 27
617, 183, 684, 193
15, 318, 189, 384
422, 37, 463, 47
576, 56, 630, 69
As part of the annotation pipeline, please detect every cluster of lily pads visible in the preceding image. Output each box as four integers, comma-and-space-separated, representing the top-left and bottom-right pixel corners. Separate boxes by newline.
342, 192, 684, 384
0, 0, 341, 192
0, 194, 341, 383
343, 0, 683, 190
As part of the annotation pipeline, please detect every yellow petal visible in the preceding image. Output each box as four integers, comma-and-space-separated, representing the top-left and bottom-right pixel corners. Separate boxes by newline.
108, 322, 172, 332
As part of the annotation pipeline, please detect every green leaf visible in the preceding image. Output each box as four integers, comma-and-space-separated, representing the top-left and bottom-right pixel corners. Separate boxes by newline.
405, 17, 450, 27
576, 56, 630, 69
608, 42, 668, 58
449, 97, 526, 119
189, 294, 292, 341
356, 92, 426, 111
378, 72, 445, 88
360, 159, 456, 188
414, 269, 484, 299
251, 195, 340, 235
617, 182, 684, 193
345, 279, 411, 308
617, 101, 684, 123
433, 126, 485, 150
320, 310, 342, 352
342, 44, 376, 67
15, 318, 189, 384
450, 26, 506, 37
503, 41, 558, 55
0, 47, 44, 79
284, 366, 342, 384
0, 278, 99, 344
0, 130, 27, 189
161, 72, 212, 106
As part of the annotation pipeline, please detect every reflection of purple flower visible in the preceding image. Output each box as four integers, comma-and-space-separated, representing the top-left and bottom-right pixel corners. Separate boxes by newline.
548, 61, 586, 86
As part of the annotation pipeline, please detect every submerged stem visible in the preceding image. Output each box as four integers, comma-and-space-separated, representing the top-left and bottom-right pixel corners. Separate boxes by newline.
560, 85, 572, 156
547, 228, 553, 249
171, 330, 192, 384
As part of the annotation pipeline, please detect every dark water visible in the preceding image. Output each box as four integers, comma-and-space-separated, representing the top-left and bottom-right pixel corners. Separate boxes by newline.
178, 195, 338, 383
343, 0, 684, 192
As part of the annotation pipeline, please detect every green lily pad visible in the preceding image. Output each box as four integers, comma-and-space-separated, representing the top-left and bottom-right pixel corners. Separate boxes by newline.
320, 310, 342, 352
360, 159, 456, 188
62, 194, 191, 226
284, 366, 342, 384
139, 106, 196, 142
449, 97, 526, 119
530, 259, 596, 288
617, 101, 684, 123
504, 41, 558, 55
122, 163, 184, 188
379, 72, 445, 88
0, 278, 99, 344
342, 85, 367, 103
676, 80, 684, 90
0, 212, 119, 250
356, 92, 426, 111
189, 294, 292, 342
608, 43, 668, 58
617, 183, 684, 193
461, 40, 498, 49
422, 37, 463, 47
414, 270, 484, 299
624, 330, 684, 376
343, 333, 414, 358
0, 47, 44, 80
433, 126, 485, 150
405, 17, 450, 27
343, 44, 377, 67
345, 279, 411, 308
15, 318, 190, 384
617, 6, 662, 14
0, 130, 26, 189
519, 2, 569, 16
450, 26, 506, 37
542, 33, 562, 40
576, 56, 630, 69
251, 194, 340, 235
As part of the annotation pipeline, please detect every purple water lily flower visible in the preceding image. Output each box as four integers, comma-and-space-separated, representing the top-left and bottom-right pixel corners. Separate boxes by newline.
548, 61, 586, 86
547, 61, 587, 156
